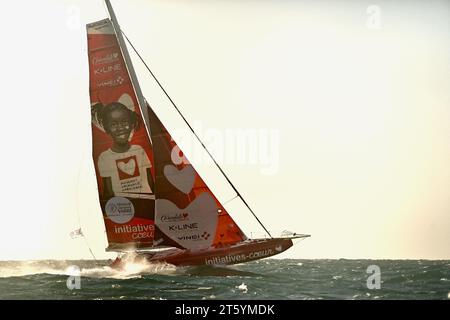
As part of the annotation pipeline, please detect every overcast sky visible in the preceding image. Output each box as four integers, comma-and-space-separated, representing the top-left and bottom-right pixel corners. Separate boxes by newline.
0, 0, 448, 260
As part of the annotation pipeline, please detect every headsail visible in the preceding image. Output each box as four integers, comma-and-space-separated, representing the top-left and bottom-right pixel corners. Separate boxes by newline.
146, 104, 248, 250
87, 19, 156, 251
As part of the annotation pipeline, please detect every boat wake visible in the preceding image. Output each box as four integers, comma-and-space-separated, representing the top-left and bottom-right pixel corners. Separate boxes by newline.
0, 259, 177, 279
0, 259, 261, 280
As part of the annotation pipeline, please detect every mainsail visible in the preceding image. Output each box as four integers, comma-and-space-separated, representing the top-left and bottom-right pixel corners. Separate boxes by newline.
87, 18, 246, 252
87, 19, 156, 250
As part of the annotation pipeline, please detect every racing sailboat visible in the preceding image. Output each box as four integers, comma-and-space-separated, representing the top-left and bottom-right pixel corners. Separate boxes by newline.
87, 0, 309, 267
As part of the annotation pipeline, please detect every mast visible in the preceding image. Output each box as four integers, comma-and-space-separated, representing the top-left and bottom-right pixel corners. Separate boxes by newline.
104, 0, 152, 140
104, 0, 272, 239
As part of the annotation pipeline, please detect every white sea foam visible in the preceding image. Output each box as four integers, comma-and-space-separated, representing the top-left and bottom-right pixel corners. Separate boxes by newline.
0, 258, 177, 279
79, 260, 177, 279
236, 282, 248, 293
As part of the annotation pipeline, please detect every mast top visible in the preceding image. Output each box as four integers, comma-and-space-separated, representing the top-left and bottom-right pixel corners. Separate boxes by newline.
103, 0, 152, 143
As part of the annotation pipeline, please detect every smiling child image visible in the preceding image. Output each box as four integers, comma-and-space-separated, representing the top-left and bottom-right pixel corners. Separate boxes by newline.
91, 94, 154, 199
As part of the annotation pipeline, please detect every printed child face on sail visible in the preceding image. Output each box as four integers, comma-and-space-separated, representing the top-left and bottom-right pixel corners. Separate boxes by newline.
102, 102, 139, 151
92, 101, 154, 198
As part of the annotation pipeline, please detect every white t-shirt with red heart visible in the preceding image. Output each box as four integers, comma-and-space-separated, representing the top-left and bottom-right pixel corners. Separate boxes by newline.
98, 144, 153, 195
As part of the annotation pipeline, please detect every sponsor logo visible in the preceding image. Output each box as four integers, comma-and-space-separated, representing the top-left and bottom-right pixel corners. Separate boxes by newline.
132, 232, 152, 240
177, 234, 201, 241
97, 76, 125, 88
114, 224, 154, 240
94, 63, 121, 75
168, 223, 198, 231
205, 249, 274, 265
92, 52, 119, 65
160, 212, 189, 223
114, 224, 154, 234
105, 197, 134, 224
201, 231, 211, 240
175, 230, 210, 242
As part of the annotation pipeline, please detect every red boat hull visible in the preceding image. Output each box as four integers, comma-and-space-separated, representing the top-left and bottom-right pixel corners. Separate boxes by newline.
112, 238, 293, 267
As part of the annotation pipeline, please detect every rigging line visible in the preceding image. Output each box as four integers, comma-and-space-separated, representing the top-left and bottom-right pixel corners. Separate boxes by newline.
74, 150, 97, 261
222, 194, 239, 206
83, 236, 98, 261
121, 30, 272, 238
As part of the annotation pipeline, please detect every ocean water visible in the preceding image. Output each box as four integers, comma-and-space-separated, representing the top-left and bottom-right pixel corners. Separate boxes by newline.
0, 259, 448, 300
